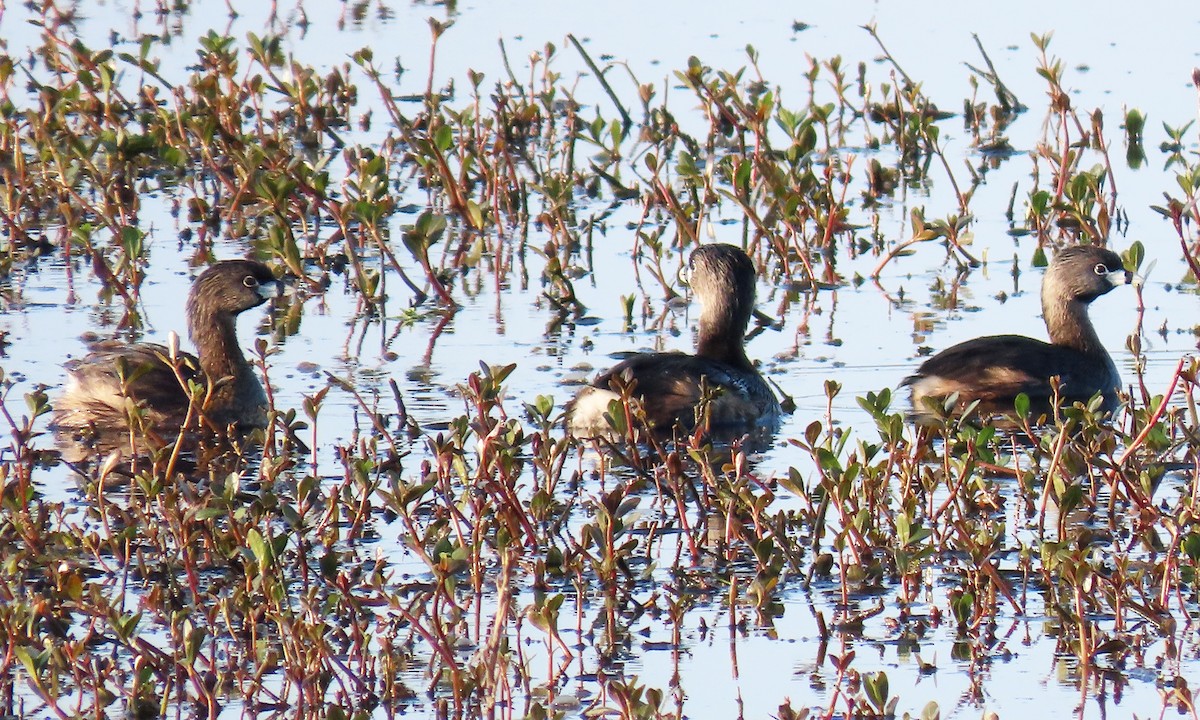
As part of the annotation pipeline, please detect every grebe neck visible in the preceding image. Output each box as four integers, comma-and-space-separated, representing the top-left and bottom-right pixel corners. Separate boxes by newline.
189, 310, 253, 384
696, 302, 753, 370
1043, 296, 1105, 356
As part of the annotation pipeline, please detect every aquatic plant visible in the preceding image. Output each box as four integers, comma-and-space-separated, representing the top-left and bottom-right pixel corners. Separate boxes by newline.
1, 3, 1199, 719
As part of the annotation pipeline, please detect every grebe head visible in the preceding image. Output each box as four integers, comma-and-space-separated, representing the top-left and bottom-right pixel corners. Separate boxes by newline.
1043, 245, 1131, 307
186, 260, 281, 339
689, 243, 757, 336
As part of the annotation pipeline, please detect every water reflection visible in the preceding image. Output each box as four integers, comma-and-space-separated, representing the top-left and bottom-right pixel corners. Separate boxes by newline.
2, 0, 1198, 718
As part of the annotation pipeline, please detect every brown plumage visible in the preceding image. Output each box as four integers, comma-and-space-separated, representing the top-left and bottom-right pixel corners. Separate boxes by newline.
54, 260, 282, 433
567, 243, 779, 438
904, 245, 1132, 413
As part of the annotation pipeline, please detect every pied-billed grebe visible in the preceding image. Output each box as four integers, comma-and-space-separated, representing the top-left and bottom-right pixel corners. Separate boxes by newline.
567, 243, 780, 437
54, 259, 282, 432
903, 245, 1132, 412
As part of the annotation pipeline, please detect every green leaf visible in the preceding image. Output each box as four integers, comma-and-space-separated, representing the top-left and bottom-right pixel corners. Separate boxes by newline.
434, 124, 453, 153
14, 646, 45, 678
864, 671, 889, 712
465, 200, 484, 229
1184, 533, 1200, 563
734, 158, 752, 191
247, 528, 273, 569
1123, 240, 1144, 270
920, 700, 941, 720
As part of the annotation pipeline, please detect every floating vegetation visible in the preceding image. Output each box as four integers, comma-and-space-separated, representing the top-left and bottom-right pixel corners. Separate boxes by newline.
2, 2, 1200, 719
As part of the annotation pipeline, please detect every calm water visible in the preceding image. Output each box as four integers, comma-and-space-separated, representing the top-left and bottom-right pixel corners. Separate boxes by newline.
3, 0, 1200, 717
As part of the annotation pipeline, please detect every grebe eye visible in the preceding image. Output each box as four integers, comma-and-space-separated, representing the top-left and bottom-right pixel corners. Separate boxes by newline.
1093, 263, 1108, 275
243, 276, 259, 288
